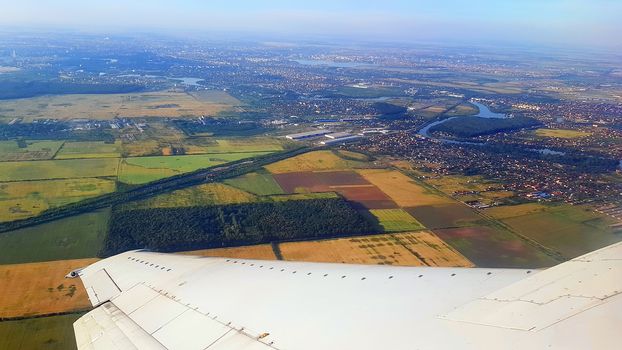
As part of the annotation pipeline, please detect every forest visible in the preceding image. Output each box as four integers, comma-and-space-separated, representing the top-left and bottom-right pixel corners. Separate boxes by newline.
101, 198, 378, 256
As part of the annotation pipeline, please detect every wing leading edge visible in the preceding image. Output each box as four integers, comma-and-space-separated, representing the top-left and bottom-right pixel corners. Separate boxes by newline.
73, 242, 622, 349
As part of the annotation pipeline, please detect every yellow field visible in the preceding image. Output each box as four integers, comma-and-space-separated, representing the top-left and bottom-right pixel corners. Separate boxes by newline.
0, 258, 97, 318
0, 178, 116, 222
484, 203, 550, 220
0, 91, 235, 121
280, 232, 473, 267
357, 169, 451, 207
127, 183, 257, 209
180, 244, 277, 260
265, 150, 366, 174
535, 128, 591, 139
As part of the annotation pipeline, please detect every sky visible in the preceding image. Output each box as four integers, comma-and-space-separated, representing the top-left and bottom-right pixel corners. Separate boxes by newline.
0, 0, 620, 48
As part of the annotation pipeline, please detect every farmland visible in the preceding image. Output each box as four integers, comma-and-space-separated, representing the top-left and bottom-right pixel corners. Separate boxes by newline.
0, 91, 237, 122
413, 172, 514, 205
406, 203, 482, 229
273, 170, 368, 193
493, 204, 621, 259
357, 169, 451, 207
0, 209, 109, 264
0, 313, 82, 350
369, 209, 425, 232
445, 102, 479, 116
535, 128, 591, 139
0, 140, 63, 161
0, 158, 119, 182
224, 170, 284, 195
55, 141, 122, 159
124, 183, 258, 209
272, 170, 397, 209
118, 152, 271, 184
279, 231, 473, 267
433, 226, 559, 268
0, 258, 96, 318
183, 137, 285, 154
0, 178, 116, 222
121, 139, 161, 157
265, 150, 367, 173
484, 203, 550, 220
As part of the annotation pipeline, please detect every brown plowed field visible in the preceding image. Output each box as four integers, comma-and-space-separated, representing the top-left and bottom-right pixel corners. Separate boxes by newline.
273, 171, 397, 209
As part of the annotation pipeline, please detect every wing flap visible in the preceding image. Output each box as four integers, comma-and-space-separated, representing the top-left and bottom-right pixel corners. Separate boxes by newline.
84, 269, 122, 306
440, 242, 622, 331
152, 309, 243, 350
74, 302, 166, 350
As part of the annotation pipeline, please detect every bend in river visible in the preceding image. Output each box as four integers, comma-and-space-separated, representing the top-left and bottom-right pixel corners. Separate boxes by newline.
418, 101, 506, 139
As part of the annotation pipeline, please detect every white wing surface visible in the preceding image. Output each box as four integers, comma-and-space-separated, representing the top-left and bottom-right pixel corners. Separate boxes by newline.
73, 242, 622, 349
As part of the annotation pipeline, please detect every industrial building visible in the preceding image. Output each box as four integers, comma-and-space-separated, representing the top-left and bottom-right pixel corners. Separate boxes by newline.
285, 129, 333, 140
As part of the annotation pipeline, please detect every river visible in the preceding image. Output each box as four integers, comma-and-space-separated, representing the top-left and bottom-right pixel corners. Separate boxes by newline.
417, 101, 506, 139
416, 102, 569, 156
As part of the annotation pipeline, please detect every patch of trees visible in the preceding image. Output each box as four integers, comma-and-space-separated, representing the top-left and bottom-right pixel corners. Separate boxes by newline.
374, 102, 408, 120
101, 198, 378, 256
0, 80, 144, 100
430, 116, 541, 137
174, 118, 272, 137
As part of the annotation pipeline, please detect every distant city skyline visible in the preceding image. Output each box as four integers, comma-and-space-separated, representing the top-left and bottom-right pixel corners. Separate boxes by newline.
0, 0, 620, 49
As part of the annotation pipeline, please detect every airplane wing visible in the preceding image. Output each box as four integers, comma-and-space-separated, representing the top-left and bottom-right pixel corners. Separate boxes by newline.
73, 242, 622, 349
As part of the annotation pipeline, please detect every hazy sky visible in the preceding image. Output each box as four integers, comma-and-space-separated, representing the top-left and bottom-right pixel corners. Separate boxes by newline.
1, 0, 620, 48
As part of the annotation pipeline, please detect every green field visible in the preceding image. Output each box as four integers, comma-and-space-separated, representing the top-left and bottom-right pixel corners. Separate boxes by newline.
123, 183, 258, 209
0, 313, 81, 350
55, 141, 122, 159
0, 208, 109, 264
535, 128, 591, 139
0, 140, 64, 161
369, 209, 426, 232
0, 158, 119, 182
118, 152, 271, 184
224, 169, 284, 195
500, 205, 621, 259
406, 203, 482, 229
0, 178, 116, 222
